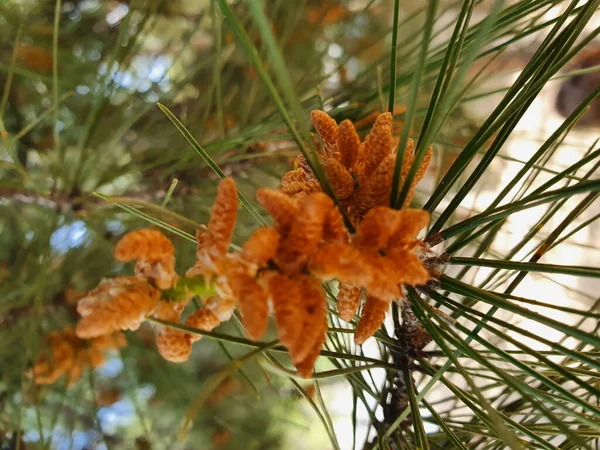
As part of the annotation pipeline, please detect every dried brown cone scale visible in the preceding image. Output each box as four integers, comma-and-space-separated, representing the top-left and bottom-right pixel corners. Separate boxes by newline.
114, 229, 174, 262
355, 294, 389, 345
337, 283, 362, 322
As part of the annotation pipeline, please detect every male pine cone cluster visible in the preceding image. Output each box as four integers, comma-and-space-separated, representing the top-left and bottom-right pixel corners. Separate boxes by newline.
30, 327, 126, 386
69, 110, 434, 378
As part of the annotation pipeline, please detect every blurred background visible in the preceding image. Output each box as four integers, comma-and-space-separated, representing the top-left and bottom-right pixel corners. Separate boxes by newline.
1, 0, 600, 449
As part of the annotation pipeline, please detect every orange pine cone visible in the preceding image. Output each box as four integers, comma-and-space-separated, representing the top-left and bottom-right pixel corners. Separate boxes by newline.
187, 230, 223, 277
352, 206, 402, 252
287, 276, 327, 364
354, 294, 389, 345
280, 180, 322, 197
76, 277, 160, 338
114, 229, 175, 262
309, 243, 401, 302
65, 362, 84, 387
31, 331, 76, 385
256, 188, 299, 235
337, 283, 362, 322
323, 158, 355, 199
31, 327, 126, 386
281, 169, 308, 187
207, 178, 238, 257
294, 315, 327, 378
400, 138, 416, 181
268, 274, 304, 349
154, 301, 192, 363
79, 346, 106, 370
323, 205, 349, 244
184, 305, 222, 343
360, 113, 393, 178
293, 154, 314, 176
156, 330, 192, 363
387, 209, 430, 250
234, 274, 269, 341
356, 153, 396, 213
337, 119, 361, 170
385, 247, 430, 286
134, 255, 177, 289
90, 332, 127, 352
275, 192, 333, 273
311, 110, 338, 157
402, 146, 433, 208
241, 227, 280, 267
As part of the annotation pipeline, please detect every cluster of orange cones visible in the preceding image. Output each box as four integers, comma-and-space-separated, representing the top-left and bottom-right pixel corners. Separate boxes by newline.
34, 110, 435, 381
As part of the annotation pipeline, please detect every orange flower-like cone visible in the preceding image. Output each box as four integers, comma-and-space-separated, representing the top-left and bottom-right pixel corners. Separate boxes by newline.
280, 179, 322, 197
275, 192, 333, 273
356, 153, 396, 214
256, 188, 299, 235
207, 178, 238, 257
76, 277, 160, 338
279, 111, 433, 225
360, 112, 393, 179
114, 229, 177, 289
401, 146, 433, 208
114, 229, 175, 262
354, 295, 388, 345
388, 209, 430, 249
240, 227, 280, 268
229, 272, 269, 341
311, 110, 339, 157
352, 206, 402, 252
289, 276, 327, 365
155, 301, 192, 363
185, 305, 222, 344
323, 206, 349, 244
269, 273, 304, 349
31, 327, 126, 386
187, 178, 238, 277
337, 119, 361, 170
309, 242, 401, 302
337, 283, 362, 322
323, 158, 354, 200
